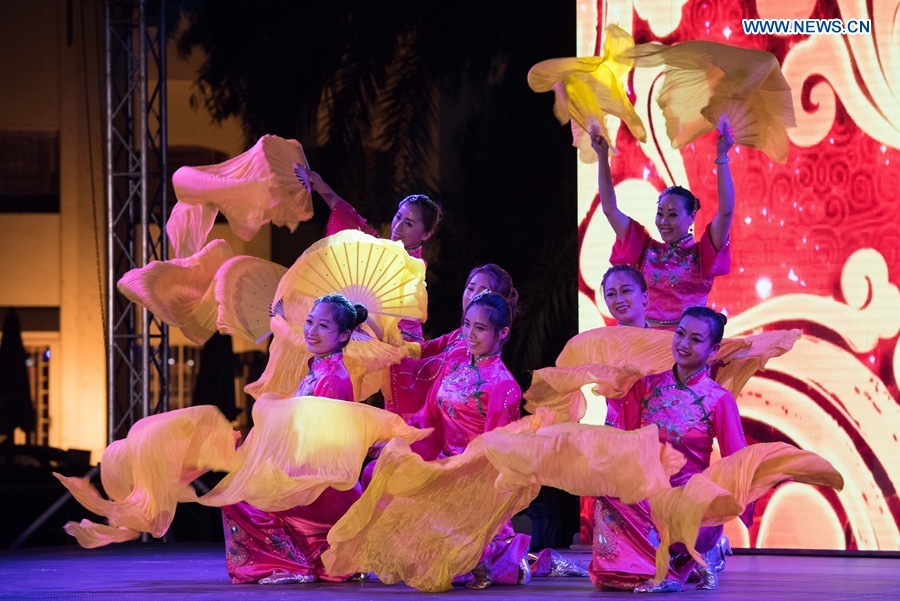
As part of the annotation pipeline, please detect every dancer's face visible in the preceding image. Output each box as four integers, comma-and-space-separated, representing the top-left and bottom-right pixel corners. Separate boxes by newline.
391, 202, 432, 249
462, 305, 508, 357
304, 303, 350, 356
603, 271, 648, 327
462, 272, 493, 312
672, 315, 719, 376
655, 194, 695, 243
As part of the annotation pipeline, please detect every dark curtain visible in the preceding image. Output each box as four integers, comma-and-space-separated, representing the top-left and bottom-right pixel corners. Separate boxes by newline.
191, 332, 239, 421
0, 309, 35, 442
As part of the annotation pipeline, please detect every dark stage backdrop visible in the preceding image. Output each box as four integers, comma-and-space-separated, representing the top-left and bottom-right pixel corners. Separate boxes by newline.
576, 0, 900, 551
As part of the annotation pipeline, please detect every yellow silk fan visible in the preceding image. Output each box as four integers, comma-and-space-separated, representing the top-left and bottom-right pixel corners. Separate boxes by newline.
631, 41, 796, 163
169, 134, 314, 257
116, 239, 233, 345
274, 229, 428, 326
245, 230, 426, 401
528, 24, 646, 162
214, 256, 288, 344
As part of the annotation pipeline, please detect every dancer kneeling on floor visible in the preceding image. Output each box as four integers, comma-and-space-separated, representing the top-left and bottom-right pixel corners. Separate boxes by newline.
222, 294, 369, 585
589, 306, 749, 593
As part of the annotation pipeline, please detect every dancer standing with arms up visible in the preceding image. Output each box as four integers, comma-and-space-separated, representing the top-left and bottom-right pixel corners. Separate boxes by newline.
591, 121, 735, 328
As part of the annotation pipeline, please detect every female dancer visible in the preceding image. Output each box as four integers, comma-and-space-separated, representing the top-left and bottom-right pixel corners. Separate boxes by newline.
408, 292, 526, 588
294, 164, 442, 342
222, 294, 369, 584
415, 291, 521, 459
574, 265, 650, 553
387, 263, 517, 421
590, 306, 747, 592
591, 122, 735, 328
594, 269, 729, 575
602, 264, 649, 330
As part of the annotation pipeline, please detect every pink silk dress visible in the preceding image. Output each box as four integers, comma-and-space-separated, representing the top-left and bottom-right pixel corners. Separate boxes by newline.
589, 366, 747, 589
223, 351, 363, 583
412, 349, 530, 585
610, 218, 730, 328
385, 328, 464, 421
327, 198, 425, 342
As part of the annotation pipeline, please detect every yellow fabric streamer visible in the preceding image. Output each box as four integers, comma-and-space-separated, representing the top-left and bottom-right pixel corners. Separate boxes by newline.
198, 396, 431, 511
53, 406, 238, 547
323, 412, 556, 592
631, 41, 796, 163
116, 239, 233, 345
54, 398, 431, 547
648, 442, 844, 581
524, 327, 801, 422
528, 24, 646, 162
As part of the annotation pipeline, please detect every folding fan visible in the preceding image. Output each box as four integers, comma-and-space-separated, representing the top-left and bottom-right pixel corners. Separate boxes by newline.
273, 229, 428, 326
116, 239, 233, 345
214, 255, 288, 344
245, 230, 426, 401
528, 24, 646, 162
631, 41, 796, 163
170, 134, 314, 246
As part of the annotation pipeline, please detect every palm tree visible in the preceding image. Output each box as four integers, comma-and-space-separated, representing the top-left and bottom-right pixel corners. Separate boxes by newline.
176, 0, 579, 381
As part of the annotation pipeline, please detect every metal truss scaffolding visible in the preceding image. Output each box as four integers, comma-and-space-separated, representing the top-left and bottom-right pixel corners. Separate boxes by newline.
105, 0, 169, 444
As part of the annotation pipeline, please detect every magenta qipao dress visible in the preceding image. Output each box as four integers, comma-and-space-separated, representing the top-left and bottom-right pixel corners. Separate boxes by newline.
327, 198, 426, 342
413, 348, 531, 585
589, 366, 748, 589
611, 218, 730, 328
386, 328, 465, 420
222, 352, 362, 583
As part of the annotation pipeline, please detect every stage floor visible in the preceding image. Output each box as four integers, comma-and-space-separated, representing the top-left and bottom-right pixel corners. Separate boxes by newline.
1, 544, 898, 600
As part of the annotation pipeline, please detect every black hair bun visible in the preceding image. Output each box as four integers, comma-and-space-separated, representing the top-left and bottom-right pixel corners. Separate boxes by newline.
353, 304, 369, 327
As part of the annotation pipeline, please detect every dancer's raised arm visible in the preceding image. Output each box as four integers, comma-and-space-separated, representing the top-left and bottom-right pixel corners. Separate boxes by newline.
590, 131, 630, 241
709, 117, 735, 250
294, 163, 343, 210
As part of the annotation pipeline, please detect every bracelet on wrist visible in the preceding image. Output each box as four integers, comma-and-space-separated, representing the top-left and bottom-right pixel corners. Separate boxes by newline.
714, 157, 730, 165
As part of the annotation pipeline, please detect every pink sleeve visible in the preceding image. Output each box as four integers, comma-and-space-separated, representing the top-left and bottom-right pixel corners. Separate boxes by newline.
713, 390, 746, 460
398, 319, 425, 343
408, 390, 444, 461
698, 224, 731, 277
420, 329, 461, 359
604, 397, 623, 428
713, 389, 754, 525
610, 218, 651, 266
326, 198, 378, 237
484, 380, 521, 433
313, 375, 355, 402
621, 378, 647, 431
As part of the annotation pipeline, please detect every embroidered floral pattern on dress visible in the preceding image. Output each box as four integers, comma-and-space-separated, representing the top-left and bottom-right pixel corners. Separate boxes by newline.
640, 381, 713, 444
644, 238, 709, 294
436, 358, 489, 419
263, 528, 306, 563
